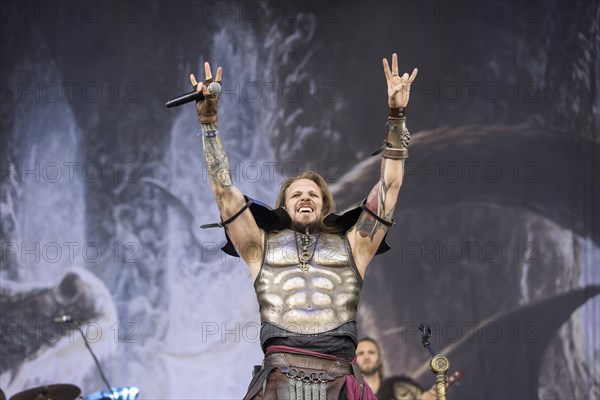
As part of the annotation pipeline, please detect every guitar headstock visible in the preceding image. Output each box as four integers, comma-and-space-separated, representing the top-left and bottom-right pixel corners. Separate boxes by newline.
447, 369, 464, 387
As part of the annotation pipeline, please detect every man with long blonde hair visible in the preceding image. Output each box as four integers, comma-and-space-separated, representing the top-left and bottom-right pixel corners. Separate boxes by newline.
191, 53, 417, 399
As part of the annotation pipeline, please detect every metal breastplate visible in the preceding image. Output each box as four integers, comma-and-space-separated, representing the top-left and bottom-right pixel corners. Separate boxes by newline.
255, 230, 362, 335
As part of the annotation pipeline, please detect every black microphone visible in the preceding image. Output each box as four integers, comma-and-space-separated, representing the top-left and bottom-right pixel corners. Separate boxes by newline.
165, 82, 222, 108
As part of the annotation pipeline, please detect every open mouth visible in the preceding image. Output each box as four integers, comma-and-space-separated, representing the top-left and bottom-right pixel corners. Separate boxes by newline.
297, 206, 314, 213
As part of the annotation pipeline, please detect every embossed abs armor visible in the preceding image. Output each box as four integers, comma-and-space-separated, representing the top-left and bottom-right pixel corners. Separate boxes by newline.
254, 230, 363, 335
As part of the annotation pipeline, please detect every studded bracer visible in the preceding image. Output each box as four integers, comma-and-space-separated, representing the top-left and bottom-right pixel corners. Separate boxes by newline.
254, 230, 363, 335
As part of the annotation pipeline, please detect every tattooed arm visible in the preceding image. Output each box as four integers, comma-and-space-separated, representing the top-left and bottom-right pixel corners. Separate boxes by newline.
347, 153, 405, 277
191, 63, 264, 279
347, 54, 418, 277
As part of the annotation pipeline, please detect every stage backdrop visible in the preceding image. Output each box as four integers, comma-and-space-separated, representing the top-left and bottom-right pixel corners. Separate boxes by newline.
1, 1, 598, 399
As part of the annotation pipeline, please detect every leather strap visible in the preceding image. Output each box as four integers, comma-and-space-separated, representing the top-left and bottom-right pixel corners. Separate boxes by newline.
243, 365, 277, 400
382, 147, 409, 159
371, 142, 409, 159
351, 363, 365, 399
388, 106, 407, 118
264, 352, 353, 378
359, 203, 395, 227
200, 198, 253, 229
371, 140, 390, 156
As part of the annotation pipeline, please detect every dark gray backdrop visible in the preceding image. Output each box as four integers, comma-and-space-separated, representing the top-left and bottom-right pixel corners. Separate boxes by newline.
1, 1, 598, 399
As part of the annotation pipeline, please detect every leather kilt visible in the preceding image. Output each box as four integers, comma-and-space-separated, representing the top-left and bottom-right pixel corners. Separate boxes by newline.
243, 352, 364, 400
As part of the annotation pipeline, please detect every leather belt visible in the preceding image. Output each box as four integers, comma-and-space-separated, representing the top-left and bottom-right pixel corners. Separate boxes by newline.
264, 352, 353, 381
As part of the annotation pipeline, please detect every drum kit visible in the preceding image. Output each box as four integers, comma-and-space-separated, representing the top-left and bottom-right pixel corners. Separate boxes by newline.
5, 385, 140, 400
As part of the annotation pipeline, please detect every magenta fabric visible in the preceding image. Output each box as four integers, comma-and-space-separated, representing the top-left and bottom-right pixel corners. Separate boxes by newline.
345, 375, 378, 400
265, 344, 347, 360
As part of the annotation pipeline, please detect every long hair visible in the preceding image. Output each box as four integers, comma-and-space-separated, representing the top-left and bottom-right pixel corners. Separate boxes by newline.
276, 170, 343, 233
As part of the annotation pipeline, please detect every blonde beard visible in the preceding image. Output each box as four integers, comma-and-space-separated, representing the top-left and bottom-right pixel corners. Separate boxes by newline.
359, 362, 383, 377
290, 215, 320, 233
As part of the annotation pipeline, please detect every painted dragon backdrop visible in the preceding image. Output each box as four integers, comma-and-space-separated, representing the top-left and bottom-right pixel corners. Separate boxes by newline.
1, 1, 598, 399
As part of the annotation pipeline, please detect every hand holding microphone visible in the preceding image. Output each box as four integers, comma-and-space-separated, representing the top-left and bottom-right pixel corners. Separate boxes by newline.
165, 61, 222, 131
165, 80, 222, 108
165, 62, 223, 118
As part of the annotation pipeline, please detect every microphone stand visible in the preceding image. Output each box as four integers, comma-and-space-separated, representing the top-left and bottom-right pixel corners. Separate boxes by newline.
419, 323, 450, 400
75, 320, 115, 399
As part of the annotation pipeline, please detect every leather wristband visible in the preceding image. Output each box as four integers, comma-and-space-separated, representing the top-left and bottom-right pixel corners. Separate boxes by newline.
382, 147, 409, 159
370, 111, 411, 159
384, 112, 410, 159
388, 106, 407, 119
386, 118, 410, 149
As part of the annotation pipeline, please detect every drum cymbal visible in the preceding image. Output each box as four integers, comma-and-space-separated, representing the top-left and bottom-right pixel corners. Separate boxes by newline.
9, 384, 81, 400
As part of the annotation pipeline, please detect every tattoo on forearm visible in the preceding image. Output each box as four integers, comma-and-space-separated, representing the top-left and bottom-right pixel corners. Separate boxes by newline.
202, 135, 232, 192
356, 159, 398, 241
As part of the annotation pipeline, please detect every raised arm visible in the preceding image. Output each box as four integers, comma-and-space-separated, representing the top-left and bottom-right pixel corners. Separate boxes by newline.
191, 62, 264, 278
347, 54, 418, 277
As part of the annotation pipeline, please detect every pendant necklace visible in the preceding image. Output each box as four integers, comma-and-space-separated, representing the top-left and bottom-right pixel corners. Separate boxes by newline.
295, 229, 321, 272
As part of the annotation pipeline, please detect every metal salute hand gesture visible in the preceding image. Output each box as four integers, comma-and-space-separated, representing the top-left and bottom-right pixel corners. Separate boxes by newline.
383, 53, 418, 108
